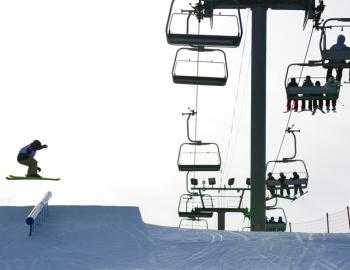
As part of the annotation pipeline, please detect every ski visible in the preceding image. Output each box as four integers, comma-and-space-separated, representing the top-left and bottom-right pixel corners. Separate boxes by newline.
291, 191, 309, 202
6, 175, 60, 181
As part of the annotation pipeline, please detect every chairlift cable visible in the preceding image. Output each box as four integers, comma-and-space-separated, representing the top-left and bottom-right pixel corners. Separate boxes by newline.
192, 17, 202, 184
222, 10, 251, 181
272, 27, 315, 173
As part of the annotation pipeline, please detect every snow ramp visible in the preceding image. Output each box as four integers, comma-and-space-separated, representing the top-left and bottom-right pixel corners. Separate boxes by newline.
1, 205, 350, 270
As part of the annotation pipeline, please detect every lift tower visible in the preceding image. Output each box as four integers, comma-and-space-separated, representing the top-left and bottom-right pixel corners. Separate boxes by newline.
202, 0, 315, 231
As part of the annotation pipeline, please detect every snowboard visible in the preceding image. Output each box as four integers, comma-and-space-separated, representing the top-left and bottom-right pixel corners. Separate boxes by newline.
6, 175, 60, 181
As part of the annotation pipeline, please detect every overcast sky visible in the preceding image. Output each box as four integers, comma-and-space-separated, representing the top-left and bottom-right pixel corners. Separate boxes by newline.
0, 0, 349, 230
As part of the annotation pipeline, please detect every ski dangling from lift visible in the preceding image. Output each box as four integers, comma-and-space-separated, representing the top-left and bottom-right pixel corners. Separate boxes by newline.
6, 175, 61, 181
291, 191, 309, 202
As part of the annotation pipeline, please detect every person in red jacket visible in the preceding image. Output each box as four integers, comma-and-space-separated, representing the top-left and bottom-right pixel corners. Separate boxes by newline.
266, 172, 276, 197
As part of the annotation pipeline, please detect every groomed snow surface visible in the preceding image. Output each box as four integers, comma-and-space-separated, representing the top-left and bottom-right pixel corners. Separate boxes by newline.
1, 206, 350, 270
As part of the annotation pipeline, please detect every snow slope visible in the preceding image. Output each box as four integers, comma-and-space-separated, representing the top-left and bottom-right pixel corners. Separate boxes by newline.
0, 206, 349, 270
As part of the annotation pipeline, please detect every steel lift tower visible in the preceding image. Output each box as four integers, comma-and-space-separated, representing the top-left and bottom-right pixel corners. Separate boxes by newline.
202, 0, 316, 231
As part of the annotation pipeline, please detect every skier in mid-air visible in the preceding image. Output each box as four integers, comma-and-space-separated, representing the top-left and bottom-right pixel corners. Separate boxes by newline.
17, 140, 48, 178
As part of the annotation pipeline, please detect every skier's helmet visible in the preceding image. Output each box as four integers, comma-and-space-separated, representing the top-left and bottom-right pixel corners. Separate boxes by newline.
31, 140, 42, 150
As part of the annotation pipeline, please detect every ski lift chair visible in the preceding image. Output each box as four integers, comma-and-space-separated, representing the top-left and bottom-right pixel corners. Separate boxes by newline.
265, 159, 309, 200
265, 207, 287, 232
285, 62, 340, 101
178, 142, 221, 171
177, 192, 214, 230
166, 0, 243, 47
178, 108, 222, 171
172, 47, 228, 86
179, 217, 209, 229
320, 18, 350, 68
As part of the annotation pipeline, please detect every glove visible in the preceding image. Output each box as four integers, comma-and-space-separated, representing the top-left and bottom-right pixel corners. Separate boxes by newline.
37, 167, 41, 172
42, 144, 48, 149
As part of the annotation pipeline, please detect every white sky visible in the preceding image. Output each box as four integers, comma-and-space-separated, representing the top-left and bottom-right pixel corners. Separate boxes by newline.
0, 0, 349, 230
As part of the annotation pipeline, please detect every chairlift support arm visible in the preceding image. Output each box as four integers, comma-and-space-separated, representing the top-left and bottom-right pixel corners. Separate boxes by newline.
283, 126, 300, 160
182, 108, 201, 143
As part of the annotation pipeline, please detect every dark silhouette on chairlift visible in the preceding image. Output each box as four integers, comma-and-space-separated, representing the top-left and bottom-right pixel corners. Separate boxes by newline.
166, 0, 243, 47
285, 62, 340, 104
320, 18, 350, 69
172, 47, 228, 86
265, 126, 309, 201
177, 108, 221, 171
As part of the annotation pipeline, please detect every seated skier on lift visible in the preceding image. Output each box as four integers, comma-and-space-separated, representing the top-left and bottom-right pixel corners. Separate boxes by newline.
279, 172, 290, 197
301, 75, 314, 111
277, 216, 285, 224
291, 171, 304, 197
286, 77, 299, 112
326, 34, 350, 83
266, 172, 276, 197
325, 75, 340, 111
17, 140, 48, 178
268, 217, 277, 224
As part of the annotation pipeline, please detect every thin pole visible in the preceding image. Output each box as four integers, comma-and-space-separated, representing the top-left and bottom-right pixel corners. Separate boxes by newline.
347, 206, 350, 232
326, 212, 330, 233
218, 211, 225, 230
250, 6, 267, 231
289, 222, 292, 232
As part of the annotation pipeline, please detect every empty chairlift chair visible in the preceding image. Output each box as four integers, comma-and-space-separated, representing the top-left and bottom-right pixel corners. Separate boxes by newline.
320, 18, 350, 67
178, 142, 221, 171
178, 108, 222, 171
178, 193, 214, 218
172, 47, 228, 86
285, 62, 340, 102
166, 0, 243, 47
178, 192, 214, 229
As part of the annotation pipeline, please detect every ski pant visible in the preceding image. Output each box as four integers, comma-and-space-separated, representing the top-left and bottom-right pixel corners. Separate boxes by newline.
268, 188, 275, 197
287, 99, 298, 111
18, 157, 38, 176
294, 185, 303, 196
301, 100, 312, 110
327, 66, 344, 82
280, 186, 290, 197
326, 99, 337, 109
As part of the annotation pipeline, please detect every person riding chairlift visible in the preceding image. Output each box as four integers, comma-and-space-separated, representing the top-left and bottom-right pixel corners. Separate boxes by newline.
326, 34, 350, 83
279, 172, 290, 197
268, 217, 277, 224
286, 77, 299, 112
314, 80, 323, 111
325, 75, 340, 111
301, 75, 314, 111
277, 216, 285, 224
266, 172, 276, 197
291, 171, 304, 197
